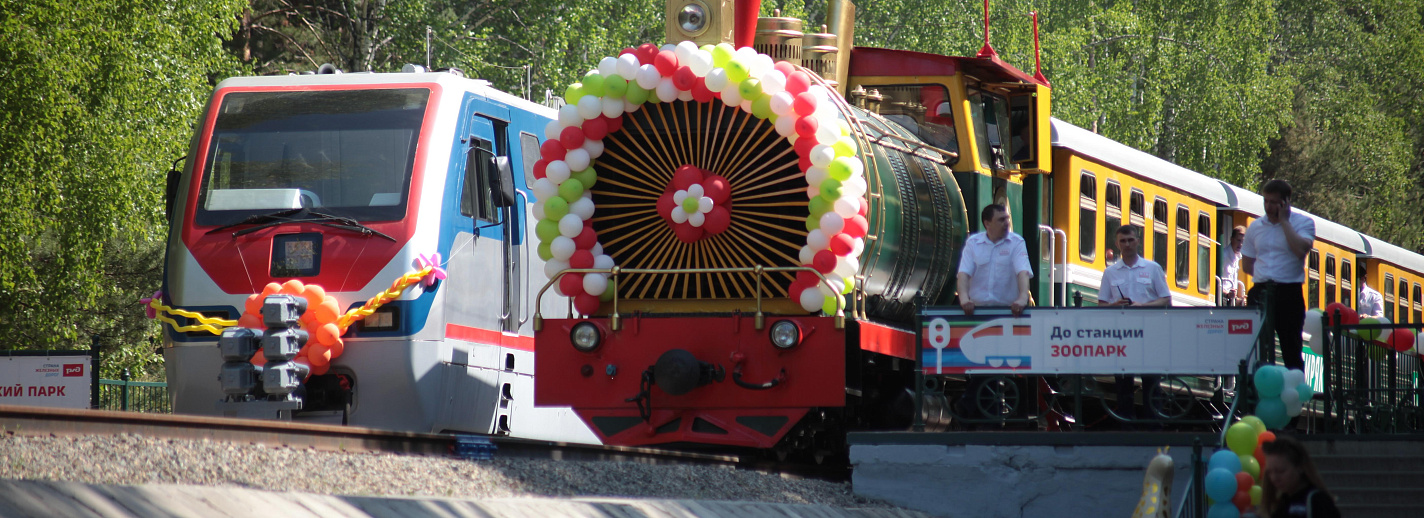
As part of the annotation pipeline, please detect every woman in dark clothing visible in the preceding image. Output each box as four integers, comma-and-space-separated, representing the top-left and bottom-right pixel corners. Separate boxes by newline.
1258, 435, 1341, 518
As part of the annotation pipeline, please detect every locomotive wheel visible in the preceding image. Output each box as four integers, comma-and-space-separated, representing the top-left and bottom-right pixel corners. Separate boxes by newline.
975, 376, 1020, 418
1149, 376, 1194, 420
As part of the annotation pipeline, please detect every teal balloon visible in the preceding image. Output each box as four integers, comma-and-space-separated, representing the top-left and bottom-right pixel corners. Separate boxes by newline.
625, 83, 650, 105
604, 75, 628, 98
1256, 399, 1290, 429
535, 219, 561, 242
1207, 449, 1242, 473
1297, 382, 1315, 401
1254, 365, 1284, 398
558, 178, 585, 203
582, 72, 605, 97
1207, 502, 1241, 518
1226, 421, 1259, 456
819, 178, 842, 199
1205, 468, 1238, 501
544, 197, 569, 220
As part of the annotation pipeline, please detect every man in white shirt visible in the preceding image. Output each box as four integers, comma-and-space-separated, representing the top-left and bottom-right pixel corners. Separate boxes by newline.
1357, 268, 1384, 319
1099, 226, 1170, 422
1242, 179, 1316, 371
957, 204, 1033, 317
1222, 226, 1246, 306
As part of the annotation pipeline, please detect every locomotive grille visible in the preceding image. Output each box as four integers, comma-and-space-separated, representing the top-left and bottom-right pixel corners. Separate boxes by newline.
591, 101, 806, 300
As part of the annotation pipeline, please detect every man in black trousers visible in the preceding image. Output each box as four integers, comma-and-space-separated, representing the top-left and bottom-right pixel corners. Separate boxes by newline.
1242, 179, 1316, 371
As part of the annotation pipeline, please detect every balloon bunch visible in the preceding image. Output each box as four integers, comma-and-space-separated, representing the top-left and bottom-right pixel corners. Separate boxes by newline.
238, 280, 345, 377
1252, 365, 1314, 429
536, 41, 869, 315
1205, 417, 1276, 517
1304, 303, 1421, 361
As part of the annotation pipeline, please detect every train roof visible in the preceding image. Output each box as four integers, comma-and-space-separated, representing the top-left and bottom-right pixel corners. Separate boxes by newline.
1218, 180, 1366, 252
1049, 118, 1228, 205
211, 70, 555, 117
1362, 235, 1424, 275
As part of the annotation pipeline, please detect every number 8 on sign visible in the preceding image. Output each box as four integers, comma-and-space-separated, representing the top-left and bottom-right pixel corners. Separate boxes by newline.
928, 318, 951, 374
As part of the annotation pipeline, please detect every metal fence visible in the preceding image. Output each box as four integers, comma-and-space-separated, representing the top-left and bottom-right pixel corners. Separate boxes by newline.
98, 369, 170, 413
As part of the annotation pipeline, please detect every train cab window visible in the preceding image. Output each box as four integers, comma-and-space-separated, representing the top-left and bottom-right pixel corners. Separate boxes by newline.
1399, 279, 1410, 323
1129, 190, 1145, 244
868, 85, 960, 155
462, 137, 498, 223
1197, 212, 1212, 294
1152, 198, 1168, 268
1078, 172, 1097, 262
1324, 256, 1337, 306
1104, 182, 1122, 263
968, 87, 1011, 170
519, 132, 541, 187
1174, 205, 1190, 286
1413, 283, 1421, 323
1307, 251, 1320, 309
1341, 260, 1353, 308
1384, 273, 1395, 321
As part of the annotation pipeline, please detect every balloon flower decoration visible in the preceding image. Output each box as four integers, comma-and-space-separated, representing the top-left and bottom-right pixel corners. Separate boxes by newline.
1205, 416, 1276, 517
533, 41, 869, 316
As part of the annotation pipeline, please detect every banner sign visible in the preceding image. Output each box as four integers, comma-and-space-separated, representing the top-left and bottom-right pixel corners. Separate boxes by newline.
920, 307, 1261, 375
0, 354, 92, 408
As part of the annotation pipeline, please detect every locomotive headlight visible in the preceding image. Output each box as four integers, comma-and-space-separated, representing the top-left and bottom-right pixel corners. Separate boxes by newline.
570, 322, 602, 352
678, 3, 707, 34
770, 320, 801, 350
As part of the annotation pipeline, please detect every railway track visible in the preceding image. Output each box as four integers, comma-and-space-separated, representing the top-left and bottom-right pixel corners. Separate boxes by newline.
0, 405, 847, 481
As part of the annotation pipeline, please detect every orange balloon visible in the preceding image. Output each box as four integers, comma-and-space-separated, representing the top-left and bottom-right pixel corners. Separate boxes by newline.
249, 349, 266, 367
307, 344, 331, 366
281, 279, 305, 295
310, 363, 330, 376
238, 313, 262, 329
327, 338, 344, 359
302, 284, 327, 305
244, 294, 263, 315
262, 282, 282, 296
317, 323, 341, 346
313, 297, 340, 323
1257, 430, 1277, 446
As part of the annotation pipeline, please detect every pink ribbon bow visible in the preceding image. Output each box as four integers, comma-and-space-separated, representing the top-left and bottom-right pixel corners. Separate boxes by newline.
139, 290, 162, 319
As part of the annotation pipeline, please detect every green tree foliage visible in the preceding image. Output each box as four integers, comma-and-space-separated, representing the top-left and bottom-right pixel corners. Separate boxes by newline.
0, 0, 245, 378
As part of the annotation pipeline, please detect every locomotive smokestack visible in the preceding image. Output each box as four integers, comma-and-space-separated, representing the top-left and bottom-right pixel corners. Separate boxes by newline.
825, 0, 856, 96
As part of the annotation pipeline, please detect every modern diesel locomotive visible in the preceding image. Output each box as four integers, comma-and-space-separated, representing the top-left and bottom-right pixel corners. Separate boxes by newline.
531, 0, 1424, 454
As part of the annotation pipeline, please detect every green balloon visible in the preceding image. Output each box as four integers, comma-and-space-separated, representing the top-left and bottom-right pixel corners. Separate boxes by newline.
1240, 415, 1267, 435
564, 83, 585, 104
625, 83, 650, 105
582, 72, 605, 97
711, 44, 734, 68
700, 44, 715, 54
725, 59, 749, 83
544, 196, 569, 220
1225, 421, 1258, 457
572, 168, 598, 189
827, 158, 853, 181
535, 219, 561, 242
559, 178, 585, 203
1356, 317, 1382, 340
738, 78, 762, 100
681, 195, 699, 213
805, 215, 820, 231
537, 241, 553, 261
821, 294, 840, 315
751, 95, 773, 119
808, 195, 831, 218
599, 278, 617, 302
604, 75, 628, 98
820, 178, 842, 199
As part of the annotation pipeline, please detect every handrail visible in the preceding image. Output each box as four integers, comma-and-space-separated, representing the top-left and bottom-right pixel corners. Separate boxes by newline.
1053, 228, 1069, 305
515, 190, 531, 328
1037, 225, 1057, 307
532, 265, 847, 332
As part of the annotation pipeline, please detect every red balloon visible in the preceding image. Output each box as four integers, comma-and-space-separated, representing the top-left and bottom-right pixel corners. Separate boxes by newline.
673, 222, 705, 243
845, 215, 869, 238
786, 71, 812, 94
573, 294, 601, 315
574, 226, 599, 249
653, 50, 679, 76
673, 165, 704, 190
636, 43, 660, 65
533, 159, 550, 180
858, 198, 868, 216
657, 191, 676, 223
1232, 490, 1251, 511
1323, 302, 1358, 326
619, 47, 635, 57
1235, 471, 1253, 492
795, 270, 821, 288
830, 233, 855, 256
702, 174, 730, 204
792, 92, 818, 116
795, 115, 819, 137
583, 117, 609, 140
813, 250, 837, 274
559, 126, 586, 150
703, 206, 731, 235
569, 249, 595, 269
673, 66, 697, 91
798, 155, 813, 173
605, 115, 624, 133
540, 139, 567, 161
788, 282, 808, 303
1386, 328, 1416, 352
794, 137, 816, 157
559, 273, 585, 297
773, 61, 797, 77
691, 78, 714, 103
249, 349, 266, 367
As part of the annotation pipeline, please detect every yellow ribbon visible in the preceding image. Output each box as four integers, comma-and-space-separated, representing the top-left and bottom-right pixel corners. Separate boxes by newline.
149, 300, 239, 335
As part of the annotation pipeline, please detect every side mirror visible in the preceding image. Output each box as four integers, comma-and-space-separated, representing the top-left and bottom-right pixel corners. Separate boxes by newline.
488, 156, 515, 208
1007, 94, 1036, 166
164, 166, 182, 221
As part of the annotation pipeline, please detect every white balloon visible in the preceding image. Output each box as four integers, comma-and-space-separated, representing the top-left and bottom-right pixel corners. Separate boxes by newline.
673, 190, 688, 204
807, 229, 829, 251
740, 99, 754, 113
733, 46, 757, 62
531, 200, 545, 220
799, 289, 824, 312
786, 133, 799, 145
1284, 368, 1306, 390
670, 208, 688, 223
833, 256, 856, 278
774, 115, 796, 137
750, 54, 775, 79
1303, 308, 1324, 353
636, 64, 661, 89
677, 89, 694, 102
807, 184, 821, 199
582, 189, 593, 199
547, 118, 565, 140
565, 149, 591, 171
675, 41, 699, 64
815, 123, 840, 145
656, 78, 679, 102
601, 97, 623, 118
851, 238, 865, 256
799, 245, 816, 265
624, 99, 639, 113
687, 184, 704, 199
593, 254, 615, 269
820, 212, 845, 234
598, 56, 619, 76
769, 91, 795, 116
688, 212, 705, 227
843, 157, 865, 178
720, 84, 744, 106
819, 278, 842, 297
577, 94, 603, 120
581, 139, 604, 159
808, 84, 832, 102
545, 161, 571, 184
760, 70, 787, 94
570, 197, 595, 220
833, 196, 860, 218
532, 178, 557, 200
688, 51, 713, 77
1285, 392, 1303, 417
661, 43, 676, 52
616, 54, 640, 78
810, 145, 836, 167
590, 243, 603, 257
551, 236, 576, 260
558, 214, 584, 237
705, 68, 729, 92
543, 259, 569, 279
697, 196, 713, 213
583, 273, 609, 296
805, 165, 829, 187
1281, 386, 1300, 406
841, 176, 867, 197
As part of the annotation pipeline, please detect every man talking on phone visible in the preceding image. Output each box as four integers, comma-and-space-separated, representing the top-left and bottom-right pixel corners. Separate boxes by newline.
1242, 179, 1315, 371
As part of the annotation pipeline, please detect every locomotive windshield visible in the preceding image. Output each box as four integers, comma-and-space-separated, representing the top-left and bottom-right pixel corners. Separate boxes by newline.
868, 84, 960, 154
194, 88, 429, 226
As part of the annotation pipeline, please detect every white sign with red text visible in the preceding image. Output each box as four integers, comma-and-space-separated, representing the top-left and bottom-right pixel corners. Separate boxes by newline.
1, 355, 91, 408
921, 308, 1262, 375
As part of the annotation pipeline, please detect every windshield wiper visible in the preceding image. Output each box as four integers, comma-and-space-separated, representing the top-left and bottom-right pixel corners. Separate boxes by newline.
227, 210, 396, 242
206, 208, 306, 235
